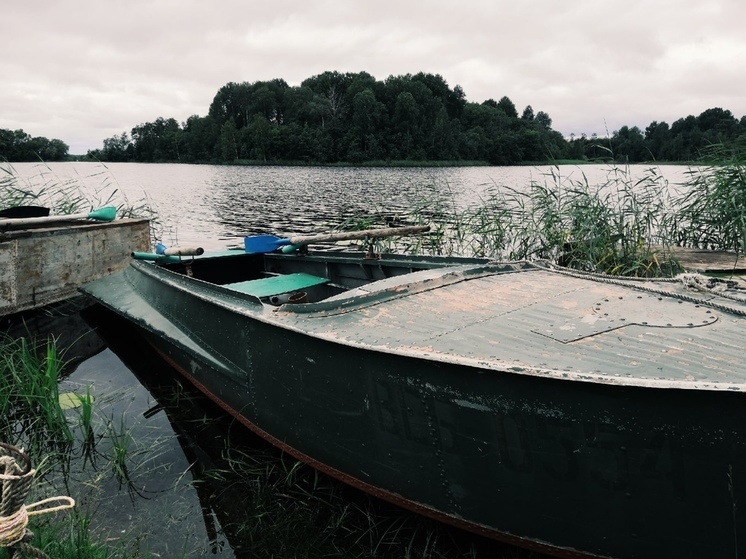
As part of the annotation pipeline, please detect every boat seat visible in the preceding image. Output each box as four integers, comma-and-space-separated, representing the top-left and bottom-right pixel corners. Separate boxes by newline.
223, 273, 329, 298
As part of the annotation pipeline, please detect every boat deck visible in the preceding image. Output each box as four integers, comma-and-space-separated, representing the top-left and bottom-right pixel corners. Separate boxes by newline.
269, 263, 746, 391
84, 249, 746, 392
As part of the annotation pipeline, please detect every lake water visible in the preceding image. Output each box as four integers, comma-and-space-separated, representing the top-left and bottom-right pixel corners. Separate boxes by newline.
9, 161, 695, 251
4, 162, 696, 558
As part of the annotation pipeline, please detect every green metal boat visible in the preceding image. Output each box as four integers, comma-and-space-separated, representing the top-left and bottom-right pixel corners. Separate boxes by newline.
80, 239, 746, 559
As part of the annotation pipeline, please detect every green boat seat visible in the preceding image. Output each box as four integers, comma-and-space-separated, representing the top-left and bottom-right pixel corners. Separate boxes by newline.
223, 273, 328, 298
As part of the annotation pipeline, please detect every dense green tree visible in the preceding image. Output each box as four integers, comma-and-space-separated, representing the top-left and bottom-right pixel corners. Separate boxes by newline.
611, 126, 646, 162
345, 89, 387, 161
181, 115, 220, 162
0, 129, 69, 161
245, 114, 273, 161
220, 120, 240, 161
96, 132, 133, 161
668, 115, 701, 161
536, 111, 552, 130
130, 117, 181, 162
431, 106, 459, 160
644, 121, 671, 160
66, 69, 746, 166
496, 96, 519, 119
209, 82, 253, 128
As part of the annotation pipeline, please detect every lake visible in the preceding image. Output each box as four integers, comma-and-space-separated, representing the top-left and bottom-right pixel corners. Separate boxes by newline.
4, 162, 696, 558
9, 161, 695, 251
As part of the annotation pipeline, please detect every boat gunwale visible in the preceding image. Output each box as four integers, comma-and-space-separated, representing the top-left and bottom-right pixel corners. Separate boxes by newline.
120, 257, 746, 394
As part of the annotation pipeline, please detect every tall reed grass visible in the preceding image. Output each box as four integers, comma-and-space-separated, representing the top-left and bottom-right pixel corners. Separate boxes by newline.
0, 335, 72, 450
667, 141, 746, 254
0, 160, 159, 238
350, 148, 746, 277
351, 162, 685, 277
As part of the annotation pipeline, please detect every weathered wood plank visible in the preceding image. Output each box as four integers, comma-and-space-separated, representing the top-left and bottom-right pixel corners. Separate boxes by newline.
0, 218, 151, 316
664, 246, 745, 273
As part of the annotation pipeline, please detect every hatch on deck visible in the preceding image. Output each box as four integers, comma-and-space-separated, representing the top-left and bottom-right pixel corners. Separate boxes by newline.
532, 290, 718, 343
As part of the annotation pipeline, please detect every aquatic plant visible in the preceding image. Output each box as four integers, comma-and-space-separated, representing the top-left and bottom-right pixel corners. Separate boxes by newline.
513, 165, 681, 276
345, 162, 682, 277
103, 414, 132, 488
668, 140, 746, 256
0, 509, 150, 559
0, 335, 72, 452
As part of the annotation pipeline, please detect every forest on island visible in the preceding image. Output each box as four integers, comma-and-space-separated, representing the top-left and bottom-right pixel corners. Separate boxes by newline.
3, 71, 746, 165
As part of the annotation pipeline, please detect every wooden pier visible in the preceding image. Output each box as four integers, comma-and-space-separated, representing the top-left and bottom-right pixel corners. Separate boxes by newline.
666, 246, 745, 275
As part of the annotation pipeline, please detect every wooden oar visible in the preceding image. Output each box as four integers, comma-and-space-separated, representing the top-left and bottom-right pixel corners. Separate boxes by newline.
0, 206, 117, 228
244, 225, 430, 254
132, 245, 204, 263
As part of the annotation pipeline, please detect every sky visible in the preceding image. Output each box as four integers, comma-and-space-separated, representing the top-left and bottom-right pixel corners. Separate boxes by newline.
3, 0, 746, 155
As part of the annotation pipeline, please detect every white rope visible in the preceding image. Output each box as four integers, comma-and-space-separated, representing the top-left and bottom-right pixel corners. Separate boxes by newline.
0, 505, 28, 547
0, 445, 76, 552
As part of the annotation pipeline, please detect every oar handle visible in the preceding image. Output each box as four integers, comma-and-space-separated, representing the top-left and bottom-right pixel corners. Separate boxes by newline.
132, 252, 182, 263
0, 206, 116, 228
162, 246, 204, 256
132, 246, 204, 263
288, 225, 430, 246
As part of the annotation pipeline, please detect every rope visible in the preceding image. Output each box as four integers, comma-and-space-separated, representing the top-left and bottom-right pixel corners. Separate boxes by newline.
533, 260, 746, 317
0, 506, 28, 547
0, 497, 77, 547
0, 443, 75, 559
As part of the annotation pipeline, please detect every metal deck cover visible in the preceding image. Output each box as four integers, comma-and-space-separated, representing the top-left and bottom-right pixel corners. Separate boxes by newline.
532, 290, 717, 343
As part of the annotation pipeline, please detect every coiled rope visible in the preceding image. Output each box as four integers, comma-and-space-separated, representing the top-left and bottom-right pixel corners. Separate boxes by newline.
0, 443, 75, 559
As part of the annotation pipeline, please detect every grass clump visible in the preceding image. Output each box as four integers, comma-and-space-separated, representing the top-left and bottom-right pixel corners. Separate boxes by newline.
0, 334, 150, 559
512, 165, 681, 276
0, 514, 116, 559
0, 335, 72, 452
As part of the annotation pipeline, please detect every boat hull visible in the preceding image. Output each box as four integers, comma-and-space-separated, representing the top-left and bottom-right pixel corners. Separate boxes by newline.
83, 258, 746, 559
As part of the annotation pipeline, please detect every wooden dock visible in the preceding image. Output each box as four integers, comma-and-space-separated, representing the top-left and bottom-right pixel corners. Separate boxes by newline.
665, 246, 746, 275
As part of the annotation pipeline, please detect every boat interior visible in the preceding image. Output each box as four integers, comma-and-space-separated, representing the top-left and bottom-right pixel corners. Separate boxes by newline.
155, 248, 491, 306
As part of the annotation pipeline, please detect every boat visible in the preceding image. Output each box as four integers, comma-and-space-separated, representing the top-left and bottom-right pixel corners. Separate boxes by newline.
82, 303, 522, 557
79, 226, 746, 559
0, 206, 151, 316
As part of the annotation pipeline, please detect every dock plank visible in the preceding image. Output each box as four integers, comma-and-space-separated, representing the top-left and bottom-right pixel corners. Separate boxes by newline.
664, 246, 745, 273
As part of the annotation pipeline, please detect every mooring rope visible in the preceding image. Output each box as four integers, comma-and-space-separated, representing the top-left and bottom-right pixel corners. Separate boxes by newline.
533, 261, 746, 317
0, 443, 75, 558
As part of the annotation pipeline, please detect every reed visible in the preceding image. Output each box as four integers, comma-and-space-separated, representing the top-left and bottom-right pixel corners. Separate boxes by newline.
75, 386, 96, 460
512, 165, 681, 276
0, 334, 73, 452
0, 160, 160, 244
348, 162, 683, 277
104, 413, 133, 487
667, 140, 746, 255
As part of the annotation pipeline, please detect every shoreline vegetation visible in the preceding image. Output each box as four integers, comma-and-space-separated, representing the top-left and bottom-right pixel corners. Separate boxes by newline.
2, 70, 745, 167
1, 140, 744, 557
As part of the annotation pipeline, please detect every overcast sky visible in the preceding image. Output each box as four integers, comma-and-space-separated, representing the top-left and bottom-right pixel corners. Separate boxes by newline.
3, 0, 745, 155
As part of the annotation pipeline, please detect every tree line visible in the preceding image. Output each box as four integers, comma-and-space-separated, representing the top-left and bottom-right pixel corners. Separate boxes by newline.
3, 70, 746, 165
0, 128, 70, 162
